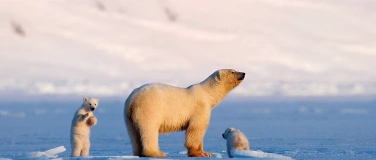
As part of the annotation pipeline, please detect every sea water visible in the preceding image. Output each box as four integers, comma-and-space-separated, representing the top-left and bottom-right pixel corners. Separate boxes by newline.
0, 99, 375, 159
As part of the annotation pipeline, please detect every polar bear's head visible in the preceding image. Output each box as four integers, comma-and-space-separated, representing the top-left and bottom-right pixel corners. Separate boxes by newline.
215, 69, 245, 90
82, 97, 99, 112
222, 127, 236, 139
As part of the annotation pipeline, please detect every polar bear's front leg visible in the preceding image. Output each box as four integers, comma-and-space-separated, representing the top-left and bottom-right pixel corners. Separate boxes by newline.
185, 114, 212, 157
185, 127, 212, 157
87, 116, 97, 126
78, 113, 89, 122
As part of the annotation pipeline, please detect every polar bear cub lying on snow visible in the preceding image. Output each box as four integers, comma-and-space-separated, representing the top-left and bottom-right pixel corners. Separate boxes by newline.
222, 127, 250, 158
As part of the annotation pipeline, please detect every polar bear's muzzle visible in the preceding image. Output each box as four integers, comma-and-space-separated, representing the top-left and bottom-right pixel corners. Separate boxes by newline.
237, 72, 246, 80
90, 107, 95, 111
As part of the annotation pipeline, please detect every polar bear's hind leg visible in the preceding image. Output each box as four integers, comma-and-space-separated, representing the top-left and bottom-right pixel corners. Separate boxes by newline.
139, 122, 165, 157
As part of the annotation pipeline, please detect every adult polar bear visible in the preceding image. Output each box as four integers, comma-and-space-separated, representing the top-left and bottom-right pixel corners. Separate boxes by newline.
124, 69, 245, 157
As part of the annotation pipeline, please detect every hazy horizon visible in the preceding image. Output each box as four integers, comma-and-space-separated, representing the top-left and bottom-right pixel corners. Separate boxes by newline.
0, 0, 375, 101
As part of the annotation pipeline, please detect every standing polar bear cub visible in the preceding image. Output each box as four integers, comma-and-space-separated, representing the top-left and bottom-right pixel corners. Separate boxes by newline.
70, 97, 98, 157
222, 127, 250, 158
124, 69, 245, 157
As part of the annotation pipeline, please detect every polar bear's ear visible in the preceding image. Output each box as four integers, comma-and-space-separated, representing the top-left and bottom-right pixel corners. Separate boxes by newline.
83, 97, 88, 101
215, 70, 221, 80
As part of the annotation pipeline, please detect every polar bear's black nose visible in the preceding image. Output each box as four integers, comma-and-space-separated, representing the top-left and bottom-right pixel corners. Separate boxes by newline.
238, 72, 245, 80
91, 107, 95, 111
222, 134, 225, 139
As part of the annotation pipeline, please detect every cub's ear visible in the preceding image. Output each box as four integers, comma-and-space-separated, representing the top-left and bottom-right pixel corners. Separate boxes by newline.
229, 127, 235, 132
83, 97, 88, 101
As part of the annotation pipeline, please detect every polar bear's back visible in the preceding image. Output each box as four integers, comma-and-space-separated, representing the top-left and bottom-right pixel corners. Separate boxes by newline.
125, 83, 201, 133
126, 83, 195, 109
132, 83, 189, 96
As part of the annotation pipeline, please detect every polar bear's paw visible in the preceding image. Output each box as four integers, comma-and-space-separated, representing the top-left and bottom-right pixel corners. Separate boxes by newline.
188, 150, 212, 157
86, 116, 97, 126
203, 152, 212, 157
143, 149, 166, 157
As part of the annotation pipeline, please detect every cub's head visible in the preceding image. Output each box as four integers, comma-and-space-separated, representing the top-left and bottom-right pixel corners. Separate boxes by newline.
222, 127, 236, 139
214, 69, 245, 90
82, 97, 99, 112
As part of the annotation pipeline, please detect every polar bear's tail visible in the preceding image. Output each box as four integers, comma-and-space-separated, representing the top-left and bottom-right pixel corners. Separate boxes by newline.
124, 99, 142, 156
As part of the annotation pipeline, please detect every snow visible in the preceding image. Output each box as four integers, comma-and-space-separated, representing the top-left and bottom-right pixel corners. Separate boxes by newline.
211, 153, 223, 158
0, 0, 375, 101
231, 150, 293, 159
43, 146, 66, 157
70, 156, 139, 159
14, 145, 139, 159
0, 101, 376, 159
15, 146, 66, 159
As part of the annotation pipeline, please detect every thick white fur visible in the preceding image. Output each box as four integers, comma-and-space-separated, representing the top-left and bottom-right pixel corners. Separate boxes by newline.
124, 69, 245, 157
222, 127, 250, 158
70, 97, 98, 157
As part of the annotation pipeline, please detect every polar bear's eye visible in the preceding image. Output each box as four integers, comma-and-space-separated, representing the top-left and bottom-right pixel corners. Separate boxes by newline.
89, 103, 92, 105
94, 104, 96, 106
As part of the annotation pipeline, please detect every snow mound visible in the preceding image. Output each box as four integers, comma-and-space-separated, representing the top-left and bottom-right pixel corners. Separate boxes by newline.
211, 152, 223, 158
231, 150, 293, 159
16, 146, 66, 159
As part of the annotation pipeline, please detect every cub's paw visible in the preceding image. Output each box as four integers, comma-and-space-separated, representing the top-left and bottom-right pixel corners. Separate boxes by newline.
86, 116, 97, 126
